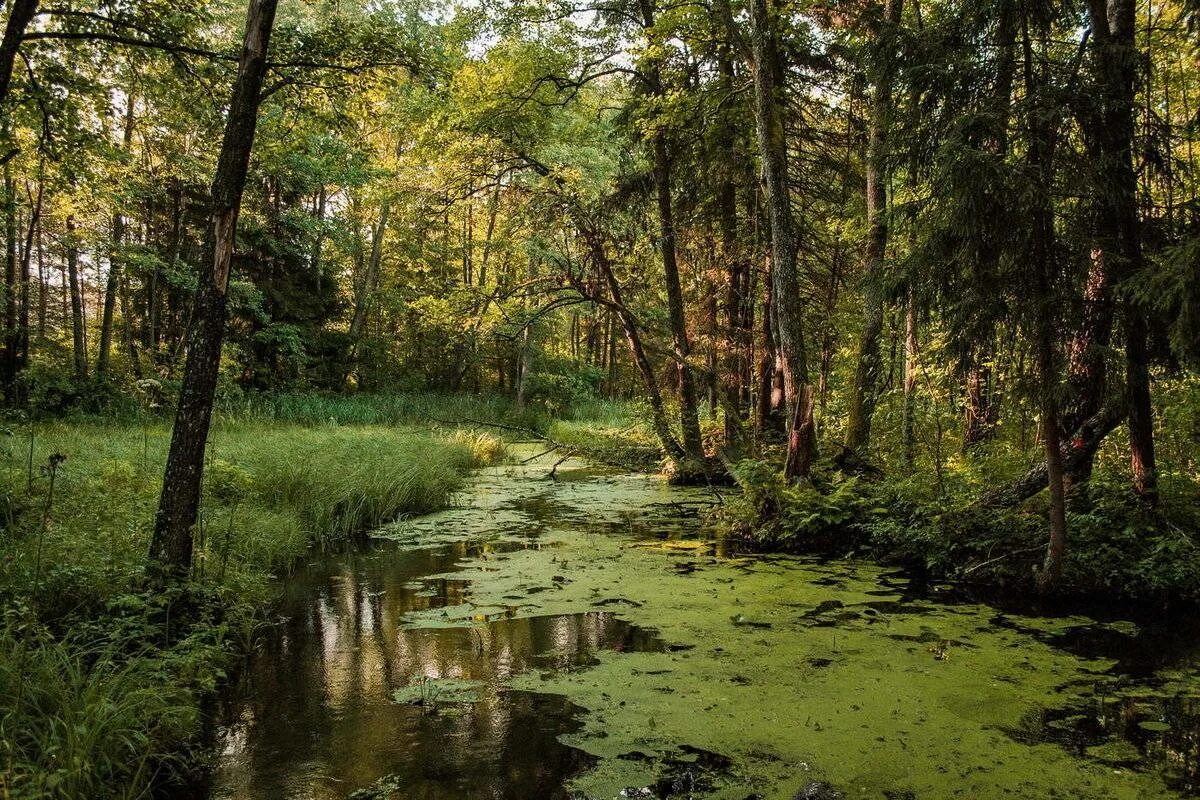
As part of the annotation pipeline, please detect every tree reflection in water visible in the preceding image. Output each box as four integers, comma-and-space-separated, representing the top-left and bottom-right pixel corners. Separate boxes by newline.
207, 539, 664, 800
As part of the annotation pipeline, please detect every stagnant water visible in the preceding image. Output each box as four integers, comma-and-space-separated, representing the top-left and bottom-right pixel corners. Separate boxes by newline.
205, 451, 1200, 800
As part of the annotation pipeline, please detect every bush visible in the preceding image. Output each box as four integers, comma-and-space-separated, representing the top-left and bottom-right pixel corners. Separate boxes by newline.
723, 460, 882, 551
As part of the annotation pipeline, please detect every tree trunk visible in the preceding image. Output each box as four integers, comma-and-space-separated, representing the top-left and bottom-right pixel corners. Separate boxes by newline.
0, 0, 37, 107
347, 200, 389, 364
902, 285, 918, 466
588, 232, 685, 461
515, 326, 532, 407
66, 215, 87, 380
119, 273, 142, 380
1087, 0, 1156, 503
1037, 344, 1068, 591
962, 0, 1018, 451
98, 92, 137, 378
312, 186, 327, 283
35, 204, 45, 340
845, 0, 903, 454
747, 0, 814, 480
150, 0, 279, 579
717, 46, 751, 453
640, 0, 703, 463
2, 157, 15, 396
1022, 9, 1068, 591
653, 135, 704, 464
962, 356, 998, 449
16, 175, 37, 378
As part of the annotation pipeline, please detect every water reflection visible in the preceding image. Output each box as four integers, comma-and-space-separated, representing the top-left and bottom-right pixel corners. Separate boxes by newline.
207, 541, 663, 800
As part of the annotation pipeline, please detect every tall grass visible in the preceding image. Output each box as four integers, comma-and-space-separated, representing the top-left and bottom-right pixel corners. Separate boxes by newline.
0, 415, 506, 799
0, 627, 197, 800
234, 427, 473, 544
219, 390, 551, 430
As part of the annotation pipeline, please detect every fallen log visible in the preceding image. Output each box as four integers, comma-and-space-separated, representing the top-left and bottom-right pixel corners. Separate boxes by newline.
978, 403, 1123, 508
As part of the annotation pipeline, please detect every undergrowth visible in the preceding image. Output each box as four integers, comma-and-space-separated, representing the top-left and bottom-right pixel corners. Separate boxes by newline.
721, 457, 1200, 606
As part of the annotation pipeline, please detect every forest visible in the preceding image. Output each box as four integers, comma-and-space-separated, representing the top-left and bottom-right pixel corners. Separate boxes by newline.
0, 0, 1198, 798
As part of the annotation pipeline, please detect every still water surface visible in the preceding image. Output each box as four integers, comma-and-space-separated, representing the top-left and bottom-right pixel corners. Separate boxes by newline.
205, 453, 1200, 800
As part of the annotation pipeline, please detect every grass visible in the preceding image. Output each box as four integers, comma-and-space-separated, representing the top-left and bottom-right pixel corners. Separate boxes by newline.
0, 407, 510, 799
0, 626, 198, 800
218, 389, 552, 430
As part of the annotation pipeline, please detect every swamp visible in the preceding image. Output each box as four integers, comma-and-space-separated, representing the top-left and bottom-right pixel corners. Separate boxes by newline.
1, 0, 1199, 797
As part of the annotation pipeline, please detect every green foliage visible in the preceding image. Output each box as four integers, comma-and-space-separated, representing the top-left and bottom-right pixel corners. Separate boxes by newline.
522, 365, 606, 415
1060, 476, 1200, 602
723, 452, 1200, 605
724, 460, 881, 550
0, 624, 198, 800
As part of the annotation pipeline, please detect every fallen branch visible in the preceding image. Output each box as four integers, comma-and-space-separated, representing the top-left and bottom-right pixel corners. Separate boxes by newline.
548, 453, 573, 480
960, 544, 1046, 576
520, 446, 559, 464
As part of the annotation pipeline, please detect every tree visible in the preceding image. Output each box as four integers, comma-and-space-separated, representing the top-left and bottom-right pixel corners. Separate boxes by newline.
0, 0, 38, 107
1087, 0, 1157, 504
844, 0, 904, 456
149, 0, 279, 578
745, 0, 815, 481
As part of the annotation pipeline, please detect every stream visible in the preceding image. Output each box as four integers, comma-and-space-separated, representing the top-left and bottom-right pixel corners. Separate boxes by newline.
205, 450, 1200, 800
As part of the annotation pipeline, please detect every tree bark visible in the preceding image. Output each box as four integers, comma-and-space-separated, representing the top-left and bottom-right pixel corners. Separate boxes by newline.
1087, 0, 1156, 503
845, 0, 903, 454
747, 0, 814, 480
150, 0, 279, 579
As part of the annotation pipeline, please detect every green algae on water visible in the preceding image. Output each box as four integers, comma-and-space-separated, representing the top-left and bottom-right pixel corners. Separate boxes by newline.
392, 678, 485, 706
388, 453, 1197, 799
